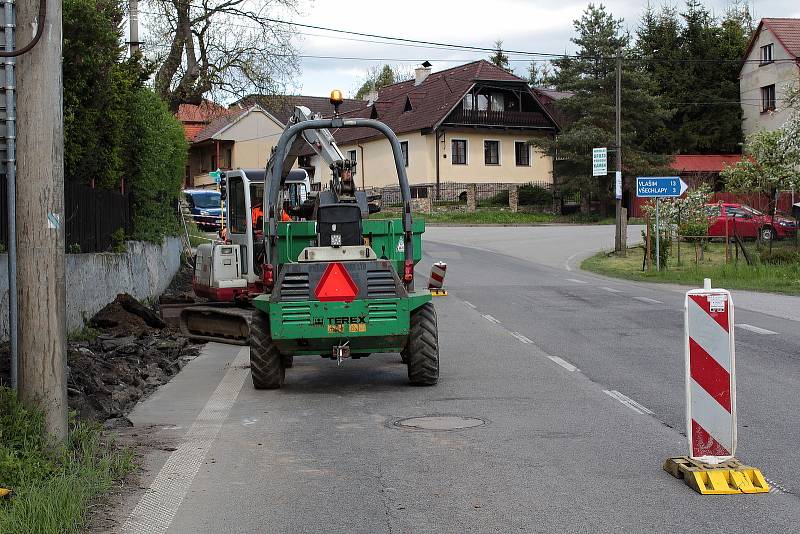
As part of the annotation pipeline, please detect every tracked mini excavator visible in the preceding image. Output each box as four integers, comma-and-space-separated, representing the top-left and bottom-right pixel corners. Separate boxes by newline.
183, 91, 439, 389
180, 105, 350, 343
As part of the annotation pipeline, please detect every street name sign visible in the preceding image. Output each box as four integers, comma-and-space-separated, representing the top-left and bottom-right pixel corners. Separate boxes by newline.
592, 148, 607, 176
636, 176, 688, 198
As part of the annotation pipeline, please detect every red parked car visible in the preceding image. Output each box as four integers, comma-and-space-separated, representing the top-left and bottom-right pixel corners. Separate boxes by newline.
706, 203, 797, 241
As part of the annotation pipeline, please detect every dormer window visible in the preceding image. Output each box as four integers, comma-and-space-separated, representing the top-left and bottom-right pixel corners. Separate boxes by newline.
760, 44, 774, 65
404, 97, 413, 112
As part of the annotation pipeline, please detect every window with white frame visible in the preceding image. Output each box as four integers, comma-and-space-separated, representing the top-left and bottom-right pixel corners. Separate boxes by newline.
484, 140, 500, 165
451, 139, 467, 165
760, 44, 774, 65
515, 141, 530, 166
761, 84, 776, 112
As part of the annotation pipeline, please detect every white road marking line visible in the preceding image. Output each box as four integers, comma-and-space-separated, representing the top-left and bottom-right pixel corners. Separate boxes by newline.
736, 323, 779, 335
546, 355, 578, 372
603, 390, 654, 415
462, 300, 477, 309
510, 332, 534, 344
601, 286, 621, 293
482, 314, 501, 324
565, 278, 588, 284
764, 476, 790, 494
564, 252, 580, 271
634, 296, 662, 304
122, 346, 250, 534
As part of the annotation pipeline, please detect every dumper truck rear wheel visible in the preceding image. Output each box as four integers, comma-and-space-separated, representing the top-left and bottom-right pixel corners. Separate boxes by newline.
249, 312, 284, 389
406, 303, 439, 386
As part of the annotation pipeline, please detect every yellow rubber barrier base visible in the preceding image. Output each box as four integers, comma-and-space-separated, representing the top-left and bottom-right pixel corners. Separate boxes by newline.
0, 487, 12, 499
664, 457, 769, 495
430, 289, 448, 297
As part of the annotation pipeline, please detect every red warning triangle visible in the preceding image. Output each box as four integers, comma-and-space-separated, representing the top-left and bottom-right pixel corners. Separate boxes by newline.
315, 262, 358, 302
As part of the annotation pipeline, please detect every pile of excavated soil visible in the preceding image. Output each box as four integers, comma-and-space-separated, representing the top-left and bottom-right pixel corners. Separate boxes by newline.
162, 260, 196, 300
67, 332, 199, 422
0, 292, 203, 422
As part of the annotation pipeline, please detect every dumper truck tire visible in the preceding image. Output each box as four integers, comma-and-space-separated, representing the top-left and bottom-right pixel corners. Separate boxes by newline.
406, 303, 439, 386
249, 312, 285, 389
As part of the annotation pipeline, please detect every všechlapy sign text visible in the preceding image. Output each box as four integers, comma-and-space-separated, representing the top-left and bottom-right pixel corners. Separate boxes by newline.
635, 176, 689, 198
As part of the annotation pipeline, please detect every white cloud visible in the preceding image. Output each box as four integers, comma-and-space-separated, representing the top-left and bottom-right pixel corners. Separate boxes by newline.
292, 0, 797, 96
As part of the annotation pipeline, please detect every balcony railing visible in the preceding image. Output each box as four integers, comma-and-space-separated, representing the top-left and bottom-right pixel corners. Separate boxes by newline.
444, 109, 552, 128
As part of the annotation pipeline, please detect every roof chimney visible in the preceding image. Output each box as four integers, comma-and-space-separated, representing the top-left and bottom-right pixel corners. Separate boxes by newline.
367, 88, 379, 105
415, 61, 432, 86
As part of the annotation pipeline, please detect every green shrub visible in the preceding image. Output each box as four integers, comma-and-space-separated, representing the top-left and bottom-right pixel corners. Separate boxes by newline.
679, 219, 709, 243
642, 225, 671, 267
110, 228, 127, 253
519, 184, 552, 205
126, 89, 188, 243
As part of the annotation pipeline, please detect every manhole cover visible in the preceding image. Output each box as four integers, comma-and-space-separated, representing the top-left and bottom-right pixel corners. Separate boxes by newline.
392, 415, 487, 431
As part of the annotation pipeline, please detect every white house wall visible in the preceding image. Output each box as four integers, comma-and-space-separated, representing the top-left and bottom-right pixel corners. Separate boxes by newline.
221, 110, 284, 169
740, 27, 800, 136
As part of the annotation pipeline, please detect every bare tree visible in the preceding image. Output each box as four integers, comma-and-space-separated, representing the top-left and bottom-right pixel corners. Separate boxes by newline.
144, 0, 302, 110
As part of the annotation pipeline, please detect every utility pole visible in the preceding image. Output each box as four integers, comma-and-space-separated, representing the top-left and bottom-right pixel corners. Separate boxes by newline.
129, 0, 140, 56
17, 0, 68, 443
614, 49, 625, 256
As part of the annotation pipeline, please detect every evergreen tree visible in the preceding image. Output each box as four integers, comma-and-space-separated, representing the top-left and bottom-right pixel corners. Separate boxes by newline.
531, 4, 669, 214
527, 60, 554, 87
489, 40, 512, 72
635, 1, 751, 154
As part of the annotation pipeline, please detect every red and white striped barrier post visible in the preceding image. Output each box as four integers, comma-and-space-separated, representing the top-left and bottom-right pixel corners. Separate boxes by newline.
664, 278, 768, 494
428, 262, 447, 296
685, 278, 736, 463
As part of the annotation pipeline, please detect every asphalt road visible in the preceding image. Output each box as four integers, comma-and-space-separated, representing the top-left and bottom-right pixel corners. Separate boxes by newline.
118, 225, 800, 533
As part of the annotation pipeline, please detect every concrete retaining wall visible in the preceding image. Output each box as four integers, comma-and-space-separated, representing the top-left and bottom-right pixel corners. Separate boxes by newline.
0, 237, 182, 339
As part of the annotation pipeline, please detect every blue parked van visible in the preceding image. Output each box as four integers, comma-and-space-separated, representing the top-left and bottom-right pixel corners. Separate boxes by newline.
183, 189, 222, 230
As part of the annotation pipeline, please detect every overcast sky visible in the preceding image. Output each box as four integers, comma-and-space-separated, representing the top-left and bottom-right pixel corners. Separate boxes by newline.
283, 0, 799, 97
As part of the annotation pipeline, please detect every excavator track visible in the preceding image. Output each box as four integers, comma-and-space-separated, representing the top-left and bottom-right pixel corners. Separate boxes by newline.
178, 305, 256, 345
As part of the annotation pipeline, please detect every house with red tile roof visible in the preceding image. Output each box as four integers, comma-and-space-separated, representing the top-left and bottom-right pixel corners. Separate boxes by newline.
740, 18, 800, 136
260, 60, 560, 191
176, 102, 285, 188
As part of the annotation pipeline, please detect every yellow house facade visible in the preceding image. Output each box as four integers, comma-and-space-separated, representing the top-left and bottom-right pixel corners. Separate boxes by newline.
338, 130, 553, 190
306, 60, 560, 194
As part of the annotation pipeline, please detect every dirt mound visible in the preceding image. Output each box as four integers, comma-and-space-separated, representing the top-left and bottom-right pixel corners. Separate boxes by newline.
1, 292, 202, 421
68, 332, 200, 421
162, 260, 195, 299
90, 293, 166, 337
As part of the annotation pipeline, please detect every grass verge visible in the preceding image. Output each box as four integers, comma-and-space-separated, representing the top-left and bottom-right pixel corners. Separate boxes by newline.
0, 387, 134, 534
582, 242, 800, 295
371, 209, 637, 225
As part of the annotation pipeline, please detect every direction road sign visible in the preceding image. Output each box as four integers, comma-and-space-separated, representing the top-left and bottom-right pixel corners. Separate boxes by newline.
636, 176, 688, 198
592, 148, 607, 176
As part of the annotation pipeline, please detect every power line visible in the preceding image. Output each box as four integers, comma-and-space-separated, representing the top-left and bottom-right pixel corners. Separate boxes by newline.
138, 8, 792, 64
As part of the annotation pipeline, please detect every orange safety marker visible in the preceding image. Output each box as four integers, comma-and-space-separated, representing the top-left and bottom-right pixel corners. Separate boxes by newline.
428, 262, 447, 296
